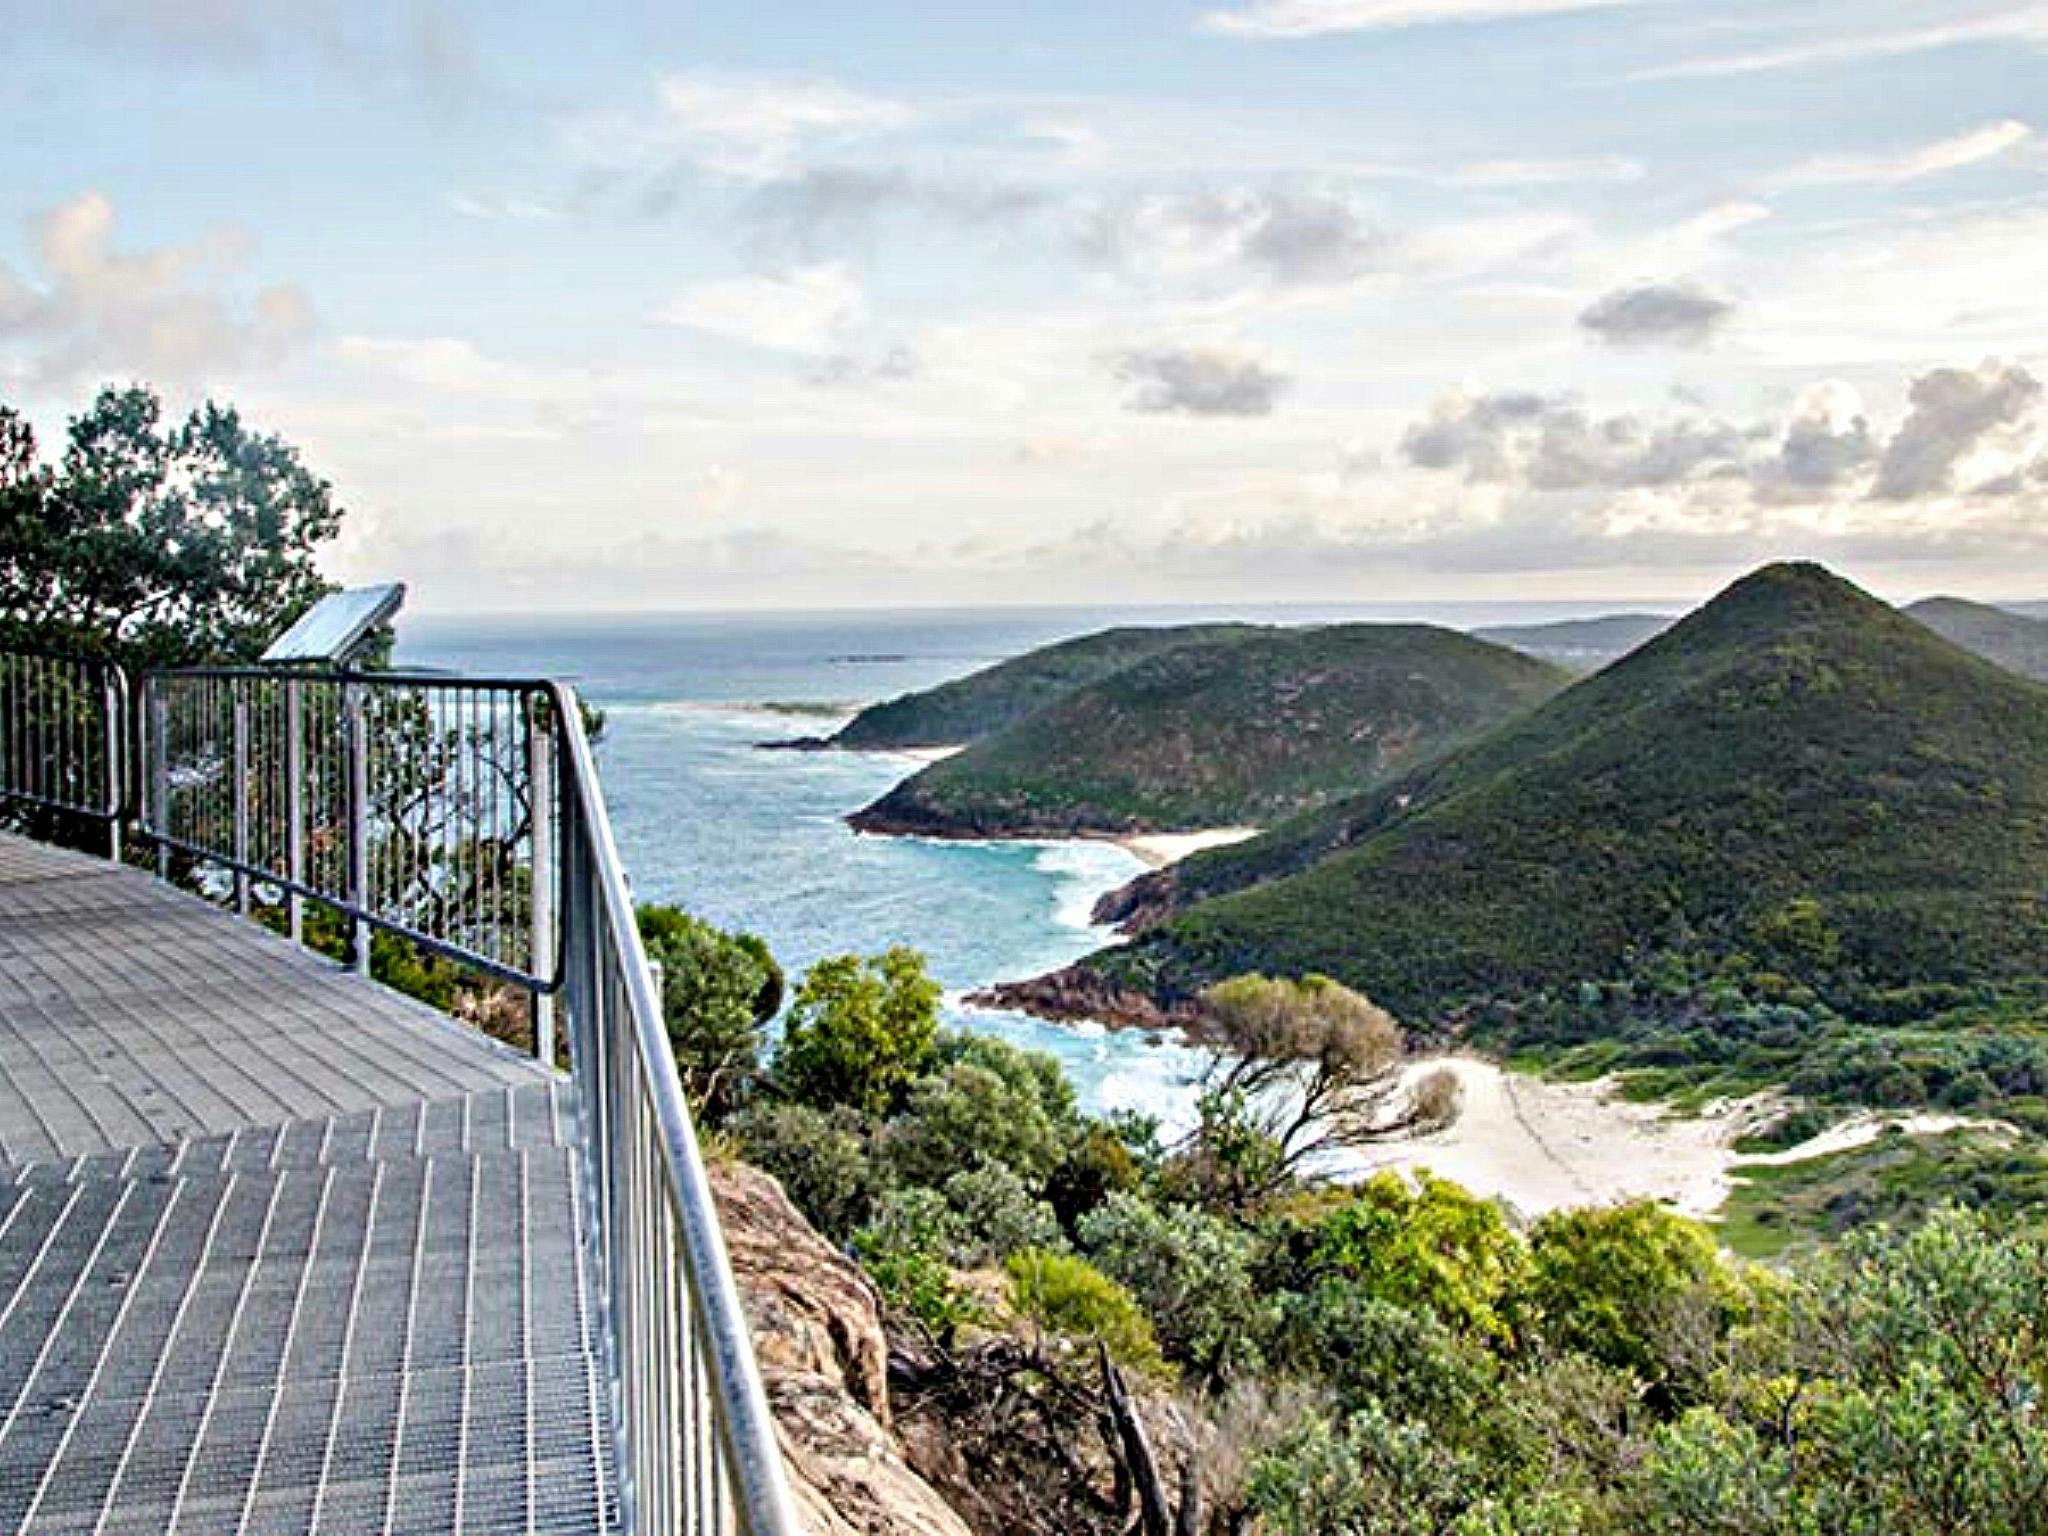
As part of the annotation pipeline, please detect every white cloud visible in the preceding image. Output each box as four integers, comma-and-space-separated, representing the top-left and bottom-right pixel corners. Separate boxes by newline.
1201, 0, 1641, 39
1630, 5, 2048, 82
1777, 119, 2032, 186
654, 264, 866, 355
0, 191, 314, 386
1111, 345, 1292, 416
1450, 155, 1647, 187
588, 70, 913, 183
1081, 188, 1385, 292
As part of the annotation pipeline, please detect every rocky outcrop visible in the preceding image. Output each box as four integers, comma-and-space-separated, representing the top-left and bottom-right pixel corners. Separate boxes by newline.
1088, 865, 1180, 933
966, 966, 1207, 1038
710, 1161, 973, 1536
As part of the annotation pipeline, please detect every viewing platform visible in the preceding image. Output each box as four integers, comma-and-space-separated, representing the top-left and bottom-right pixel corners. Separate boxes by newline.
0, 831, 619, 1532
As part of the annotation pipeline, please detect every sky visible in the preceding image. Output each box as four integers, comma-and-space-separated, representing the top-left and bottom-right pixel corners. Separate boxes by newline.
2, 0, 2046, 613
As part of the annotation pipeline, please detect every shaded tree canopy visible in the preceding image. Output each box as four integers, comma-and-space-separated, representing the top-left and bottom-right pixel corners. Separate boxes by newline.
0, 384, 341, 666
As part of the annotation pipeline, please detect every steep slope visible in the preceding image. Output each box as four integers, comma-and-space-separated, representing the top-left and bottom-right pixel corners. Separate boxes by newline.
848, 625, 1568, 838
1473, 613, 1674, 671
825, 624, 1259, 750
1013, 564, 2048, 1023
1905, 596, 2048, 682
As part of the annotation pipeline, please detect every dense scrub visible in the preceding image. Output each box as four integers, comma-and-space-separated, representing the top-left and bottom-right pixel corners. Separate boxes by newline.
659, 916, 2048, 1533
852, 625, 1565, 837
830, 623, 1259, 749
1083, 565, 2048, 1023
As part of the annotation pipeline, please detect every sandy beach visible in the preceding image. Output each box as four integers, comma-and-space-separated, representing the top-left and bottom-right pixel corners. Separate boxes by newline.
1329, 1055, 2006, 1220
1113, 827, 1260, 868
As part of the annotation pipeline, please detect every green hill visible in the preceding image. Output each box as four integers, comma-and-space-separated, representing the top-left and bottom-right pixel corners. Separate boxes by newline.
825, 624, 1259, 750
1473, 613, 1674, 670
1029, 564, 2048, 1029
1904, 596, 2048, 682
848, 625, 1567, 838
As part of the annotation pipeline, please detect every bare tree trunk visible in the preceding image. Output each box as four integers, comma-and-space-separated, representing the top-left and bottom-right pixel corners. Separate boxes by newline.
1100, 1346, 1174, 1536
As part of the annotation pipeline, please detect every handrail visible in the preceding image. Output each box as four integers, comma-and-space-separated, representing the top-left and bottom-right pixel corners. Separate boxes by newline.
550, 681, 801, 1535
0, 648, 802, 1535
0, 649, 128, 855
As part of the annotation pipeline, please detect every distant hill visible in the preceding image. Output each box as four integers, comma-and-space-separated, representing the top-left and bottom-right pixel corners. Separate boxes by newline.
1904, 596, 2048, 682
995, 564, 2048, 1026
1473, 613, 1674, 670
815, 625, 1259, 751
848, 626, 1568, 838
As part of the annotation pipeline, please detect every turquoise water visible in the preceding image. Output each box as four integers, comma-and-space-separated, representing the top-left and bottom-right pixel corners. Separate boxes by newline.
397, 602, 1611, 1122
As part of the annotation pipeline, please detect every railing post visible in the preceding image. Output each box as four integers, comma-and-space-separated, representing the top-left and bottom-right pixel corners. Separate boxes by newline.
149, 682, 170, 880
284, 682, 305, 944
527, 691, 557, 1065
343, 678, 371, 977
231, 690, 251, 915
102, 666, 124, 864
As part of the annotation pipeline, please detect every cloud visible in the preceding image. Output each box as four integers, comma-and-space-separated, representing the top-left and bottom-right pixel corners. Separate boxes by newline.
1081, 188, 1384, 291
654, 264, 866, 355
1777, 119, 2032, 186
1403, 363, 2046, 516
3, 0, 484, 97
810, 343, 922, 386
1874, 361, 2042, 500
741, 165, 1053, 261
1112, 346, 1292, 416
0, 191, 315, 386
1578, 281, 1736, 348
1200, 0, 1640, 38
1404, 390, 1760, 490
573, 70, 914, 193
1629, 6, 2048, 82
1450, 156, 1646, 187
449, 192, 558, 222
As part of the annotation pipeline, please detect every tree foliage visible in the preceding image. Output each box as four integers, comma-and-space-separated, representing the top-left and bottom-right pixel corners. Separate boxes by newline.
1183, 973, 1459, 1204
1, 386, 341, 666
774, 947, 941, 1116
636, 904, 782, 1120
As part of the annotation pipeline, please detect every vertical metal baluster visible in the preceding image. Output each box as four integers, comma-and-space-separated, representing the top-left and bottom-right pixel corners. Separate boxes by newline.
231, 687, 250, 914
286, 682, 305, 943
344, 678, 370, 976
529, 693, 556, 1063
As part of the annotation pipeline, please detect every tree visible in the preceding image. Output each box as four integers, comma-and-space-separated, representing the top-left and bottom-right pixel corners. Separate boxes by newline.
774, 947, 941, 1115
1184, 974, 1460, 1205
0, 386, 341, 666
636, 905, 783, 1120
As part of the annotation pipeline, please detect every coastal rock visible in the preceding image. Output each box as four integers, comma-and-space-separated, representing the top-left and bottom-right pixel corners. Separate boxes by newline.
967, 966, 1205, 1036
1089, 865, 1180, 933
710, 1160, 973, 1536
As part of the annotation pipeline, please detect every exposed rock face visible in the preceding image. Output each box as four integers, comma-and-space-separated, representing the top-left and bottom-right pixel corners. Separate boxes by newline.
1089, 865, 1180, 933
710, 1161, 973, 1536
966, 966, 1207, 1037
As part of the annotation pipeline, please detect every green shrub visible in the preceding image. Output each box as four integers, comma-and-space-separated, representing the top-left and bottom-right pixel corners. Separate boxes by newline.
940, 1162, 1062, 1266
1004, 1248, 1164, 1374
854, 1188, 979, 1343
637, 904, 782, 1119
774, 948, 941, 1115
1527, 1202, 1735, 1386
878, 1032, 1079, 1188
1078, 1191, 1265, 1382
731, 1100, 880, 1241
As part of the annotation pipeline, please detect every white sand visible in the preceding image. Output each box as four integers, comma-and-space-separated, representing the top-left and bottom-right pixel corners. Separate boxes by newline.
1114, 828, 1260, 869
1326, 1057, 2012, 1221
892, 745, 964, 764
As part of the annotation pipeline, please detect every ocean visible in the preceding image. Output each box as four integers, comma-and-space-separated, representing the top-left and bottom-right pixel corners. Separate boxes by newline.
397, 601, 1628, 1124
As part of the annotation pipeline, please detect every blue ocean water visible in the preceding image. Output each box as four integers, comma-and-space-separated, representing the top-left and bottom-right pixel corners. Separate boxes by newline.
397, 601, 1623, 1123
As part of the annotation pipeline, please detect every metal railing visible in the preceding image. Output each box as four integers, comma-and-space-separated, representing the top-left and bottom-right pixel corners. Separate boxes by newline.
0, 650, 127, 854
0, 650, 801, 1536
